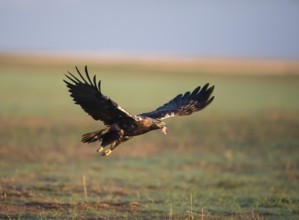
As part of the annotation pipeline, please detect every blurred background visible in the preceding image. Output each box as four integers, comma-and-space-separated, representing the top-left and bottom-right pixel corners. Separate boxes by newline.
0, 1, 299, 219
0, 0, 299, 58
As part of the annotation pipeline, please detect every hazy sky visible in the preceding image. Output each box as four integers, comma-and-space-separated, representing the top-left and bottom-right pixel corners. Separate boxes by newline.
0, 0, 299, 59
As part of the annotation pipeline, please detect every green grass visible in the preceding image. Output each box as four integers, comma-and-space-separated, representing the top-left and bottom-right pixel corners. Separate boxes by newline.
0, 63, 299, 219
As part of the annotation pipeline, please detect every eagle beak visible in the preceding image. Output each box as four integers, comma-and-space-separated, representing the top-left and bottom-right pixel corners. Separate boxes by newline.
161, 126, 168, 135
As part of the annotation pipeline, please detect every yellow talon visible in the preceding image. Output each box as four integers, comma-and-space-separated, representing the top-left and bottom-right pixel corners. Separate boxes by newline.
96, 147, 104, 153
101, 149, 112, 156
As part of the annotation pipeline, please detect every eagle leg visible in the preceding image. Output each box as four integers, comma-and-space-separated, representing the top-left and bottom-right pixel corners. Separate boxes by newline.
101, 136, 131, 156
101, 141, 120, 156
101, 148, 112, 156
96, 146, 104, 153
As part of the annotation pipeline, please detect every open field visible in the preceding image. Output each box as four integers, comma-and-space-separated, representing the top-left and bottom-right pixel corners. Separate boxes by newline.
0, 55, 299, 219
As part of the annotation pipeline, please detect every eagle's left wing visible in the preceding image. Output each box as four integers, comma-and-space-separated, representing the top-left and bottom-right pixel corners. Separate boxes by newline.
64, 66, 139, 126
139, 84, 214, 120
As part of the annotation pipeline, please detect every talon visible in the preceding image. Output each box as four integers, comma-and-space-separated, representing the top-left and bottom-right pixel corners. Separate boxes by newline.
96, 147, 104, 153
101, 149, 112, 156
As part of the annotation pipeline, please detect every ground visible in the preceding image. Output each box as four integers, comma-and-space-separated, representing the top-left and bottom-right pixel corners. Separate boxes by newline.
0, 56, 298, 219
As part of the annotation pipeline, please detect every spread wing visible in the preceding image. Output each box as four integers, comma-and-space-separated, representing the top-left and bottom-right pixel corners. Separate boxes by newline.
139, 84, 214, 120
64, 66, 138, 126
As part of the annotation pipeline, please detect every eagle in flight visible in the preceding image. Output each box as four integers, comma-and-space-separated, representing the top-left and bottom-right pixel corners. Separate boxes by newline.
64, 66, 215, 156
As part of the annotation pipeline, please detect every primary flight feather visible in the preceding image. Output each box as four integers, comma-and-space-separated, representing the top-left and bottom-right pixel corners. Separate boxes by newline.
64, 66, 215, 156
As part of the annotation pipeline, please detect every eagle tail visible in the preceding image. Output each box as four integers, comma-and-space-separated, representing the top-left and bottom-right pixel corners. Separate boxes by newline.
81, 128, 107, 143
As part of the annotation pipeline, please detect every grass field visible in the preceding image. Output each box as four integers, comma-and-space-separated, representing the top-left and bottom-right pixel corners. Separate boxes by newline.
0, 56, 299, 219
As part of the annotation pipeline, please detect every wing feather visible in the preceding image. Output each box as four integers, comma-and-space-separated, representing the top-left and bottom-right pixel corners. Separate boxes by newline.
139, 84, 215, 120
64, 66, 137, 125
84, 66, 93, 84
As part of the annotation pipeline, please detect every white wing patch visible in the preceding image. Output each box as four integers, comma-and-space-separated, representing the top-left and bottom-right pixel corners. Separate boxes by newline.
159, 112, 175, 120
117, 105, 143, 121
117, 105, 131, 115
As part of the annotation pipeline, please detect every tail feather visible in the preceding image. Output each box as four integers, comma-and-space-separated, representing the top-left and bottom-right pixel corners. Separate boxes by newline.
81, 129, 106, 143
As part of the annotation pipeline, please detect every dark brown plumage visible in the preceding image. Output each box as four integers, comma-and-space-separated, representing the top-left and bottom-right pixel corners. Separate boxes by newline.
64, 66, 215, 156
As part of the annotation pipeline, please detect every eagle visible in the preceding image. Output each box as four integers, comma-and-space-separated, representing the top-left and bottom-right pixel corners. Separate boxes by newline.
64, 66, 215, 156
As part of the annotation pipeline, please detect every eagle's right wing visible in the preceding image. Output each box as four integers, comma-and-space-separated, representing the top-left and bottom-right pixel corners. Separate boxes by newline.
64, 66, 139, 126
139, 84, 214, 120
